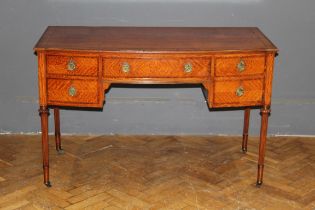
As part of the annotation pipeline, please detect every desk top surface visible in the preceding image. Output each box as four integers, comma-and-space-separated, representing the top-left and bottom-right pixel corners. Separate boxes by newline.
34, 26, 278, 53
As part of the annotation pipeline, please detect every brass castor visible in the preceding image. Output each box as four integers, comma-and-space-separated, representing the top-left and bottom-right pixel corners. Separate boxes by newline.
57, 149, 64, 155
44, 181, 51, 187
256, 181, 263, 187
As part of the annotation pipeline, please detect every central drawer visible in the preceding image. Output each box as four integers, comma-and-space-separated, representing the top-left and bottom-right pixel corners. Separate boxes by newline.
103, 58, 211, 78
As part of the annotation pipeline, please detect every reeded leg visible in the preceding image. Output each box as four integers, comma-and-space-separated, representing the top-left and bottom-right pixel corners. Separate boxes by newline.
54, 108, 64, 154
242, 108, 250, 153
256, 105, 271, 187
39, 106, 51, 187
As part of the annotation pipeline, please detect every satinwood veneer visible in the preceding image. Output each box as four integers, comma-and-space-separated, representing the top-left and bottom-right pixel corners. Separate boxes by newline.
34, 26, 278, 187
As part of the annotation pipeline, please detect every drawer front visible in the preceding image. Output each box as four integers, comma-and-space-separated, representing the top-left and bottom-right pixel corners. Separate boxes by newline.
47, 79, 99, 105
103, 58, 210, 78
47, 55, 98, 76
215, 54, 265, 77
213, 79, 263, 107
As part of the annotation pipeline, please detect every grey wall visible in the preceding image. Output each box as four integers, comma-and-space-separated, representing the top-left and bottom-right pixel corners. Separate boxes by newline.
0, 0, 314, 135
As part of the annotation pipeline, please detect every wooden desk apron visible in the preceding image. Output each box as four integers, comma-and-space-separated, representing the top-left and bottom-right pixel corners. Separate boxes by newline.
34, 26, 278, 187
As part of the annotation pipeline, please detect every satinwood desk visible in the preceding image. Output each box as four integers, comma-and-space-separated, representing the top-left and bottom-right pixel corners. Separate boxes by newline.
34, 26, 278, 187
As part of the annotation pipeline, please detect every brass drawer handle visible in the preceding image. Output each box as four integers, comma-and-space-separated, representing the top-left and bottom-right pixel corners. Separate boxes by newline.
122, 62, 130, 73
68, 86, 77, 97
237, 59, 245, 72
236, 86, 244, 97
67, 59, 76, 71
184, 63, 193, 73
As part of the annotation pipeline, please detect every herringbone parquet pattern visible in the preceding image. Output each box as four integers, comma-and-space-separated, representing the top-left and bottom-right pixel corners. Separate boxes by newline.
0, 135, 314, 210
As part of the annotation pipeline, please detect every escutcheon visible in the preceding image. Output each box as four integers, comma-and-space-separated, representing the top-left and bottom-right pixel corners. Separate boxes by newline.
184, 63, 193, 73
237, 60, 245, 72
67, 59, 76, 71
68, 86, 76, 97
122, 62, 130, 73
236, 86, 245, 97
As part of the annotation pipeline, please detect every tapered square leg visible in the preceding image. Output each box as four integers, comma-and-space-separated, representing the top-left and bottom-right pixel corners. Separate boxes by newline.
242, 108, 250, 153
39, 106, 51, 187
256, 106, 271, 186
54, 108, 64, 154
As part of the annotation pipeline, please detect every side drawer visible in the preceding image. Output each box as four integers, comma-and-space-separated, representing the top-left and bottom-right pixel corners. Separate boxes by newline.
47, 79, 99, 106
46, 55, 98, 77
215, 54, 265, 77
103, 58, 211, 78
213, 79, 263, 107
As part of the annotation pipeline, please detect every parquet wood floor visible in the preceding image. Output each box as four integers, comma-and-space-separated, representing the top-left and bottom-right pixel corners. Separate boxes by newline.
0, 135, 314, 210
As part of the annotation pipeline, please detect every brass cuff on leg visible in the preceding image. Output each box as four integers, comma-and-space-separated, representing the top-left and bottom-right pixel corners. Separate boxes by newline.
260, 106, 271, 116
38, 106, 50, 116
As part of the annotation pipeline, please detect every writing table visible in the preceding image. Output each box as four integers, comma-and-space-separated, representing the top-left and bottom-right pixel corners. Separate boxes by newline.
34, 26, 278, 187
